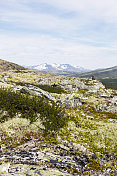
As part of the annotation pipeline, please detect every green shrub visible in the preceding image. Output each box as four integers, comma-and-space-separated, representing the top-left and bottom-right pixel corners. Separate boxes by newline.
37, 84, 66, 94
87, 159, 103, 171
10, 81, 66, 94
0, 87, 67, 134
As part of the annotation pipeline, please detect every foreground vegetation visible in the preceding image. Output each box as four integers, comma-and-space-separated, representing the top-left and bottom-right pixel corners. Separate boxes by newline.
0, 69, 117, 175
60, 107, 117, 155
0, 87, 66, 134
0, 86, 116, 157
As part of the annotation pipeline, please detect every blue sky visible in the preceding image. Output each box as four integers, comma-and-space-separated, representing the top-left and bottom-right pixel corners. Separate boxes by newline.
0, 0, 117, 69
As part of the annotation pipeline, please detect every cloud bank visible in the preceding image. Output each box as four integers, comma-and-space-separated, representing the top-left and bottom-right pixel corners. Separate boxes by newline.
0, 0, 117, 69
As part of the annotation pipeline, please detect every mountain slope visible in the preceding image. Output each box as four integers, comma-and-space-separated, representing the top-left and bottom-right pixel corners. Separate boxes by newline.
0, 59, 27, 71
75, 65, 117, 79
74, 65, 117, 90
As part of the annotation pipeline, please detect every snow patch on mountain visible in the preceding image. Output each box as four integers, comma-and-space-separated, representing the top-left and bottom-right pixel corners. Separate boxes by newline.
27, 63, 89, 73
51, 63, 60, 69
35, 63, 47, 70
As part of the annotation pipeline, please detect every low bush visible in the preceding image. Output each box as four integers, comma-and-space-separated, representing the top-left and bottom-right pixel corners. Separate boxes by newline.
11, 81, 66, 94
0, 87, 67, 134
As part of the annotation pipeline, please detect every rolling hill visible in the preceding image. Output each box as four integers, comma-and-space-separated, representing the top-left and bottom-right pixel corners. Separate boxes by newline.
75, 65, 117, 79
74, 65, 117, 90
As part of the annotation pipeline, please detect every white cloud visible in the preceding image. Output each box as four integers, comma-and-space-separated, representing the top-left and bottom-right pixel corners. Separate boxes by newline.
40, 0, 117, 22
0, 0, 117, 69
0, 3, 78, 36
1, 0, 117, 37
1, 0, 117, 26
0, 32, 117, 69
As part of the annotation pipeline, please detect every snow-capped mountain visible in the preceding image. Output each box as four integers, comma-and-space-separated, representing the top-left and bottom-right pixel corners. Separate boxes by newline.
27, 63, 89, 73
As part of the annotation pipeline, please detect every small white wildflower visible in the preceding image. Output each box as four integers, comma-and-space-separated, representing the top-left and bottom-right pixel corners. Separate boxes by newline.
0, 163, 10, 173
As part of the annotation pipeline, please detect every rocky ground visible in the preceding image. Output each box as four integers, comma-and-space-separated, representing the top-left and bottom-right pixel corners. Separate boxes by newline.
0, 139, 117, 176
0, 70, 117, 175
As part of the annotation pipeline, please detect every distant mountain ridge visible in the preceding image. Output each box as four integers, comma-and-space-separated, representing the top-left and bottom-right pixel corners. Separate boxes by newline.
27, 63, 89, 73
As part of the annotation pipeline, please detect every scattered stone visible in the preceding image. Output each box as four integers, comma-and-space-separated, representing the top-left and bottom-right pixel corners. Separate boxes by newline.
107, 119, 117, 123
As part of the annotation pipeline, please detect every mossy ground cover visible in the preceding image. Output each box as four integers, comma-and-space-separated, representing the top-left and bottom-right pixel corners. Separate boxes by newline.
0, 117, 44, 148
60, 108, 117, 156
82, 106, 117, 121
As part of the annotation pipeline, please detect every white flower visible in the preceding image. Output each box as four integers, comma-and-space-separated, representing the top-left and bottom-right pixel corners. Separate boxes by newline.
0, 163, 10, 173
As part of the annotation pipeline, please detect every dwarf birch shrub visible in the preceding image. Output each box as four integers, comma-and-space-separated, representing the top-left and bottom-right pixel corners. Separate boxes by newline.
0, 87, 67, 134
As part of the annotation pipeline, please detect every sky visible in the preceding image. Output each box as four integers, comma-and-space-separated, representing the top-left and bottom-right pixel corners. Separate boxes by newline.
0, 0, 117, 70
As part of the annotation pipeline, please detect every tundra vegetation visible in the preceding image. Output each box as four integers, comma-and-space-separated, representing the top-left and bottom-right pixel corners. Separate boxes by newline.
0, 69, 117, 175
